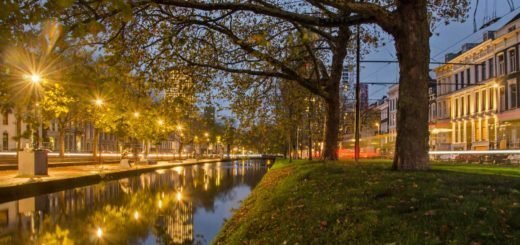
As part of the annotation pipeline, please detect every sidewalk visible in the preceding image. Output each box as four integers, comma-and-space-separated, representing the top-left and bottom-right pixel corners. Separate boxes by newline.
0, 158, 239, 203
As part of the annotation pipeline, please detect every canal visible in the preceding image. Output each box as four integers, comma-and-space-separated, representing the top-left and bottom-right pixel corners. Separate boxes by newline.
0, 159, 268, 244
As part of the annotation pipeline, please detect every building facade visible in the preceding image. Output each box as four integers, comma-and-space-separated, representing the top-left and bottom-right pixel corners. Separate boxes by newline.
433, 13, 520, 150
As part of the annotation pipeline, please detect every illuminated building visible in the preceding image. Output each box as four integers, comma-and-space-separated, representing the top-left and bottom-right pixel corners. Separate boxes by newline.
434, 13, 520, 150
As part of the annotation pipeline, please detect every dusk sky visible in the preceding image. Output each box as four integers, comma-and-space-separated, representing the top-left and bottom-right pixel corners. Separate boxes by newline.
364, 0, 517, 101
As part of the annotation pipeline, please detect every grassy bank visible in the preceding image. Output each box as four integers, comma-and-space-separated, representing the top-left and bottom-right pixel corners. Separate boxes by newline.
215, 160, 520, 244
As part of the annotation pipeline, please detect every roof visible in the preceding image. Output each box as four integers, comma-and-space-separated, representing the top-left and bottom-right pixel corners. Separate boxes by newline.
505, 12, 520, 26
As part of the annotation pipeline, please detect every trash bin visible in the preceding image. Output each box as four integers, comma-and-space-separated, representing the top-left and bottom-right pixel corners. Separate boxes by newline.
18, 149, 48, 176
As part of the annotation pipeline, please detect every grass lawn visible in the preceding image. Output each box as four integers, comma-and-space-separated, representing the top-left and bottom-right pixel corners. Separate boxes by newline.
215, 160, 520, 244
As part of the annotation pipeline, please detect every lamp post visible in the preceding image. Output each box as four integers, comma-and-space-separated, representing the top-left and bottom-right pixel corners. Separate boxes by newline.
26, 73, 43, 149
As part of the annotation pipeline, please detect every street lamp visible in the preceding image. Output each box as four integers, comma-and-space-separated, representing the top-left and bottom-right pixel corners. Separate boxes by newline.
133, 112, 140, 118
158, 119, 164, 125
96, 227, 103, 238
95, 98, 104, 107
25, 73, 43, 149
30, 74, 41, 84
92, 98, 105, 169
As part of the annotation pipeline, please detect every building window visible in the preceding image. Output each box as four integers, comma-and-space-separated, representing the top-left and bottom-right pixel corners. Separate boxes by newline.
481, 63, 486, 80
466, 68, 471, 85
488, 58, 494, 78
508, 79, 518, 109
455, 99, 458, 117
500, 86, 506, 111
498, 54, 505, 76
475, 92, 479, 113
2, 112, 7, 125
481, 90, 486, 112
461, 97, 465, 116
467, 95, 470, 115
460, 72, 465, 88
475, 66, 480, 83
455, 74, 459, 90
509, 49, 517, 73
489, 88, 494, 110
2, 132, 8, 151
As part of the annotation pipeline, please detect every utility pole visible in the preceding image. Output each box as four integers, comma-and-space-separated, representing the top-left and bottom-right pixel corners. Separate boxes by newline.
354, 21, 361, 163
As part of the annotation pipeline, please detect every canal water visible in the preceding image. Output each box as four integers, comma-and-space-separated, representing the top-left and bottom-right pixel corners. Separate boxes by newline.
0, 160, 268, 244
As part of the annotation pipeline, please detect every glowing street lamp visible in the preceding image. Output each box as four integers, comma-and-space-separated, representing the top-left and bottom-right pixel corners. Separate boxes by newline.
133, 211, 140, 220
158, 119, 164, 126
95, 98, 104, 107
158, 200, 163, 209
30, 74, 41, 84
176, 191, 182, 201
96, 227, 103, 238
133, 112, 140, 118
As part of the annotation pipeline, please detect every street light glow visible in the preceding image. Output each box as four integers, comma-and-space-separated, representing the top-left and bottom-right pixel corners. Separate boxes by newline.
133, 112, 140, 118
134, 211, 140, 220
158, 200, 163, 209
95, 98, 104, 106
30, 74, 41, 84
158, 119, 164, 125
96, 227, 103, 238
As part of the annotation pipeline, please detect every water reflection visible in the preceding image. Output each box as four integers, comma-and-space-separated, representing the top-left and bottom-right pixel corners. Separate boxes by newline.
0, 160, 267, 244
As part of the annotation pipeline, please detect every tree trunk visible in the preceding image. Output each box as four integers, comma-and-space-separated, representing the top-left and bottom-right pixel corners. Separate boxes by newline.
322, 27, 349, 160
15, 115, 22, 151
226, 143, 231, 158
392, 0, 430, 170
178, 141, 183, 158
59, 127, 65, 157
144, 140, 150, 158
93, 128, 99, 157
323, 92, 340, 160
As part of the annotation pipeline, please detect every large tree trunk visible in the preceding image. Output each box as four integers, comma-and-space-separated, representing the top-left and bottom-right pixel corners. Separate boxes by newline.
322, 91, 340, 160
392, 0, 430, 170
59, 127, 65, 157
322, 27, 349, 160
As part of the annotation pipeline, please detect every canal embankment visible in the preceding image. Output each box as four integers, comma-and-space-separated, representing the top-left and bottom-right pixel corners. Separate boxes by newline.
0, 157, 272, 203
215, 159, 520, 244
